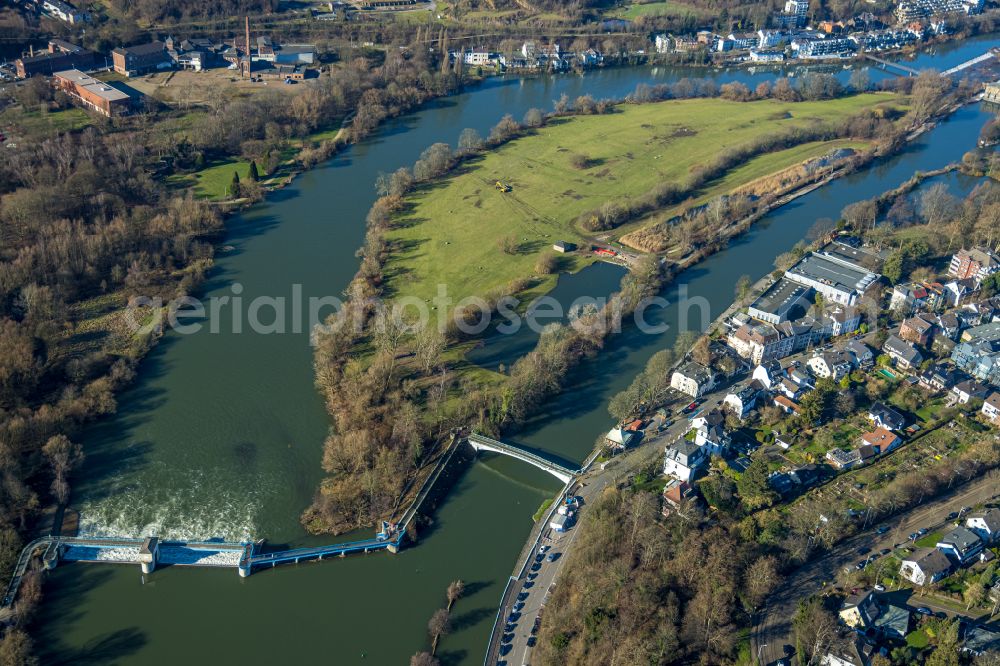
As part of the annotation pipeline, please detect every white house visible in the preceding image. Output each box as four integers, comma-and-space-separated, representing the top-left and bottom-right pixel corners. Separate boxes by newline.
654, 34, 671, 53
936, 525, 983, 564
983, 392, 1000, 423
807, 350, 853, 380
663, 439, 708, 481
846, 339, 874, 367
723, 383, 760, 420
752, 361, 783, 389
966, 508, 1000, 544
900, 548, 952, 586
670, 361, 715, 398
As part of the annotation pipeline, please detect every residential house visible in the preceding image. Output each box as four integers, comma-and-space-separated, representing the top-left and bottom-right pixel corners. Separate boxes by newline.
874, 605, 910, 640
808, 350, 854, 380
937, 312, 962, 340
757, 29, 785, 47
663, 439, 708, 482
41, 0, 88, 24
936, 525, 984, 565
829, 307, 861, 336
951, 378, 990, 404
890, 282, 929, 314
949, 247, 1000, 284
723, 383, 760, 420
112, 41, 172, 77
654, 34, 671, 54
795, 37, 857, 59
952, 322, 1000, 386
827, 447, 865, 470
846, 340, 874, 368
982, 392, 1000, 424
838, 589, 880, 629
900, 548, 952, 585
779, 377, 807, 401
749, 49, 785, 62
860, 426, 901, 454
919, 364, 961, 392
883, 334, 923, 370
944, 278, 978, 307
774, 394, 801, 415
899, 313, 937, 346
965, 508, 1000, 544
752, 361, 784, 389
692, 410, 731, 455
963, 627, 1000, 657
670, 362, 715, 398
748, 278, 812, 325
661, 479, 699, 518
867, 402, 907, 431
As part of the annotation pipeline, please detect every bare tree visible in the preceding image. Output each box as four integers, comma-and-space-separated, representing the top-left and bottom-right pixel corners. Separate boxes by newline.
446, 579, 465, 610
428, 608, 450, 655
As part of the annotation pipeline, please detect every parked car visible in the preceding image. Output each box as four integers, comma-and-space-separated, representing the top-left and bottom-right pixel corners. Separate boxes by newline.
876, 526, 890, 534
857, 547, 870, 555
916, 607, 933, 615
539, 545, 549, 554
874, 584, 886, 592
856, 561, 867, 570
879, 548, 891, 556
946, 512, 958, 521
546, 553, 558, 563
908, 532, 919, 540
917, 528, 929, 536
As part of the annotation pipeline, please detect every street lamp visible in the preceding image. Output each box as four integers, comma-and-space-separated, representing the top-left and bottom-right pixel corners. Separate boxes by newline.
757, 642, 768, 666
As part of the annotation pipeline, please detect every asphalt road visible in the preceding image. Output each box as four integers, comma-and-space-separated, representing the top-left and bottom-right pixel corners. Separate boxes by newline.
752, 470, 1000, 666
496, 439, 667, 666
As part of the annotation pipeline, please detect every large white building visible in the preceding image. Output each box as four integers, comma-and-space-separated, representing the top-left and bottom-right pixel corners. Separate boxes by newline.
784, 250, 880, 306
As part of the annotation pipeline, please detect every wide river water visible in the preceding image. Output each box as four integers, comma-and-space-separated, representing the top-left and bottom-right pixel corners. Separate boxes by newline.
36, 35, 1000, 664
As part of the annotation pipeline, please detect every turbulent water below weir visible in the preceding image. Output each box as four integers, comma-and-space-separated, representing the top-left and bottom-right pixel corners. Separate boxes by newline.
37, 35, 1000, 665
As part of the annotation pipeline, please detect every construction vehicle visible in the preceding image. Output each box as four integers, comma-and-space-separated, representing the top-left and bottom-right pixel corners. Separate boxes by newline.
495, 181, 512, 192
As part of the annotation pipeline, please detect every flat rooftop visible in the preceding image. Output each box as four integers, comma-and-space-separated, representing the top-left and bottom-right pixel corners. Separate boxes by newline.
749, 278, 811, 319
55, 69, 130, 101
824, 241, 883, 268
787, 252, 879, 294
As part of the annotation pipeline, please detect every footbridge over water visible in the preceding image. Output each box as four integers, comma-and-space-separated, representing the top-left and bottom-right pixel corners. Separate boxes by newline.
865, 50, 996, 78
466, 433, 581, 483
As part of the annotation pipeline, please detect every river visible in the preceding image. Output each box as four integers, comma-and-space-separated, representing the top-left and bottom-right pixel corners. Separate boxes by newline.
35, 35, 999, 664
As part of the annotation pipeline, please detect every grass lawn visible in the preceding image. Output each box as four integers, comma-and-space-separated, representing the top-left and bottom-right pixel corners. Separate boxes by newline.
2, 107, 93, 138
168, 158, 252, 199
385, 93, 901, 306
907, 629, 930, 649
611, 0, 712, 19
915, 530, 942, 548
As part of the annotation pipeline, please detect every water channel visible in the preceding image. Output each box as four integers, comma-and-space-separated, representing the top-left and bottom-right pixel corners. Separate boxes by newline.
36, 34, 1000, 664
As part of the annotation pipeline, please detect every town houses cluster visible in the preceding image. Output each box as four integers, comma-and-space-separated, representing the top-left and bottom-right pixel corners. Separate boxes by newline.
654, 240, 1000, 487
655, 0, 986, 62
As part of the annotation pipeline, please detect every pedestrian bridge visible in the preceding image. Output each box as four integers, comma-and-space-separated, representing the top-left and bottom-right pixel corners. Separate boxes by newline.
466, 433, 580, 483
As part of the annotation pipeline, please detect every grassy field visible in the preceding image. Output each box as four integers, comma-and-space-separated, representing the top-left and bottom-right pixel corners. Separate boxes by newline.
1, 107, 93, 139
384, 93, 901, 305
611, 0, 712, 19
168, 157, 252, 199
